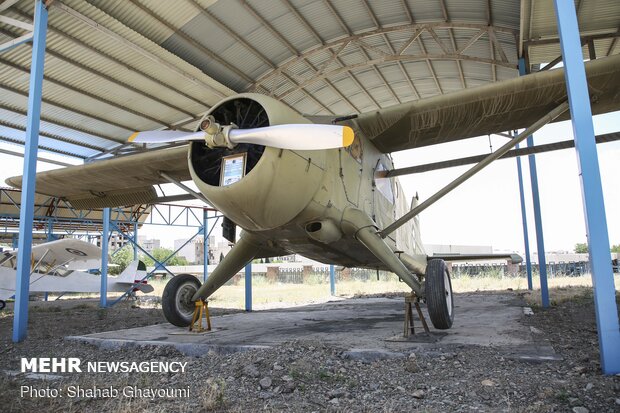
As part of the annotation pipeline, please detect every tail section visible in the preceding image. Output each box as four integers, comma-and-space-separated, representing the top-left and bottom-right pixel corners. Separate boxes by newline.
117, 260, 140, 283
115, 260, 154, 293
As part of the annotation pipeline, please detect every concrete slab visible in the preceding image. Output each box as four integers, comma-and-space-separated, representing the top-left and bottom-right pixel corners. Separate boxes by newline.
67, 293, 559, 361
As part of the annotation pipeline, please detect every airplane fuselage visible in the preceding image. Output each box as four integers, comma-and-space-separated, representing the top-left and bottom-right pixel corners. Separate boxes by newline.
188, 93, 427, 275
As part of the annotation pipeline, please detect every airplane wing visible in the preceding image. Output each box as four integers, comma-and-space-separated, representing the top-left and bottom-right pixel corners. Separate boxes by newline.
0, 239, 103, 272
348, 53, 620, 153
5, 146, 189, 209
5, 55, 619, 209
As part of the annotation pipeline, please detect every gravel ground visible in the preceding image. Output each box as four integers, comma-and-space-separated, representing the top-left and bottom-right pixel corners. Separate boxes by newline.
0, 290, 618, 412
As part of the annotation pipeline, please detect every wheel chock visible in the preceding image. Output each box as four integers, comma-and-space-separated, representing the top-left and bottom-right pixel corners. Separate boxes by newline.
403, 292, 430, 337
189, 299, 211, 333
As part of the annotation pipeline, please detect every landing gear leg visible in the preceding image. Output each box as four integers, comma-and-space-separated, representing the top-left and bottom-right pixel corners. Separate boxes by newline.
162, 233, 259, 327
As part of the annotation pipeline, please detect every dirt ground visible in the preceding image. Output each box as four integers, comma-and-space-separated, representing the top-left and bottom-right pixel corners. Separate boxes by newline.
0, 288, 618, 412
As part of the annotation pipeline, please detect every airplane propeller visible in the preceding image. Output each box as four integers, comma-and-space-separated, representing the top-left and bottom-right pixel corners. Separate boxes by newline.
128, 116, 354, 151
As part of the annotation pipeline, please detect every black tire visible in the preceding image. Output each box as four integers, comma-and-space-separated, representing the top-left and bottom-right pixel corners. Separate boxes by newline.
425, 259, 454, 329
0, 300, 5, 311
162, 274, 201, 327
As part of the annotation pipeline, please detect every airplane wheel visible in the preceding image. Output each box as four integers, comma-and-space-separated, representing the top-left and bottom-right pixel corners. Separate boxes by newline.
425, 259, 454, 329
162, 274, 201, 327
0, 300, 5, 311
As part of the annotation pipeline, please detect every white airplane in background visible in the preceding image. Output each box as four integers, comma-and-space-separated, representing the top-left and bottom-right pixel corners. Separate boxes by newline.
0, 238, 153, 309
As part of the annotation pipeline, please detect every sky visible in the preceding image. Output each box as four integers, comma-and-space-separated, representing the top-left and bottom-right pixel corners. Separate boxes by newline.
0, 111, 619, 255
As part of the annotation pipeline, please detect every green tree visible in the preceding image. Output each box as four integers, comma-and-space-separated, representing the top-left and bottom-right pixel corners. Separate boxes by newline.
109, 245, 134, 275
574, 243, 588, 253
140, 247, 189, 267
611, 244, 620, 253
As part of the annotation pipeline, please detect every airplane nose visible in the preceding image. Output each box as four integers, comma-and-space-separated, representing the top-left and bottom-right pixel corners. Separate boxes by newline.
188, 145, 327, 231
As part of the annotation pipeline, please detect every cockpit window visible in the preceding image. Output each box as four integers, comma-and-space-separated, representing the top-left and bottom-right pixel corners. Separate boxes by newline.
375, 161, 394, 204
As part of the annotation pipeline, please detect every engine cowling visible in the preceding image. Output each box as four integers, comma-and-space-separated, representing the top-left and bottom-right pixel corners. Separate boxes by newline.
188, 93, 327, 231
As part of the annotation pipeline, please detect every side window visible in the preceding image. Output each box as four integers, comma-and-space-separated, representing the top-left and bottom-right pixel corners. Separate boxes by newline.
375, 161, 394, 204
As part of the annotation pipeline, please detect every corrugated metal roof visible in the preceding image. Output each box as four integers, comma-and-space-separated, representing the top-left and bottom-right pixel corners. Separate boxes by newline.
521, 0, 619, 64
0, 0, 616, 161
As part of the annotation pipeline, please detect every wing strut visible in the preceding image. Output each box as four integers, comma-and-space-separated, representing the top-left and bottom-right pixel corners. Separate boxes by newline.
158, 171, 211, 205
380, 101, 570, 238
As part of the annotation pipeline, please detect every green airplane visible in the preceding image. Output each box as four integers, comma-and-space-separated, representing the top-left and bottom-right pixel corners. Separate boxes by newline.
8, 53, 620, 330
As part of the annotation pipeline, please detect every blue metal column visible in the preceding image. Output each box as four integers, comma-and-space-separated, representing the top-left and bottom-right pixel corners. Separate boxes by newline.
100, 207, 110, 308
12, 0, 48, 343
132, 223, 138, 261
515, 140, 533, 290
518, 58, 549, 307
203, 209, 209, 282
329, 264, 335, 295
553, 0, 620, 374
46, 218, 55, 242
245, 263, 252, 311
44, 219, 54, 301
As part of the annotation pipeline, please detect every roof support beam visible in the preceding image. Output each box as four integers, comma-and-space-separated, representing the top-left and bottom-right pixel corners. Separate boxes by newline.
11, 7, 211, 110
348, 71, 381, 110
0, 26, 199, 120
252, 22, 517, 90
0, 0, 20, 13
524, 31, 619, 47
0, 31, 32, 52
323, 0, 350, 36
488, 28, 508, 63
456, 29, 486, 54
398, 28, 425, 55
184, 0, 275, 70
489, 30, 497, 81
0, 134, 88, 159
274, 51, 517, 101
50, 0, 228, 98
354, 41, 400, 105
0, 83, 137, 134
0, 147, 74, 167
435, 5, 466, 89
0, 56, 177, 129
0, 118, 107, 152
238, 0, 297, 55
377, 23, 420, 100
0, 101, 121, 145
124, 0, 251, 85
416, 36, 443, 94
0, 14, 33, 31
607, 37, 618, 56
280, 0, 323, 45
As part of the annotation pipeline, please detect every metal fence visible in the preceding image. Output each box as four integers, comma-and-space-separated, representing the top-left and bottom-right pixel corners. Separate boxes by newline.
219, 260, 613, 286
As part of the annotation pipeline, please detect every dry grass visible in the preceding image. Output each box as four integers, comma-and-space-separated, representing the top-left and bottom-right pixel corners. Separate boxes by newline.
145, 273, 619, 310
12, 272, 615, 311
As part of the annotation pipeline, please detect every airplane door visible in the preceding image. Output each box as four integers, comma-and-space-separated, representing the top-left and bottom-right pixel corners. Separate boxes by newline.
373, 158, 396, 239
339, 135, 363, 207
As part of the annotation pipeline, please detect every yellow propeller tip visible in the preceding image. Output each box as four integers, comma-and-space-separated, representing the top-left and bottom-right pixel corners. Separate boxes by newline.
342, 126, 354, 147
128, 132, 139, 142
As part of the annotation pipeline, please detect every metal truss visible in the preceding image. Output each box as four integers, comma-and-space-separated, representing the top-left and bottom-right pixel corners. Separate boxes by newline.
251, 22, 519, 103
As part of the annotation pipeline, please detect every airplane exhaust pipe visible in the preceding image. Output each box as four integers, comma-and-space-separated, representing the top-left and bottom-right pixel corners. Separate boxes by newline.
305, 220, 342, 244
